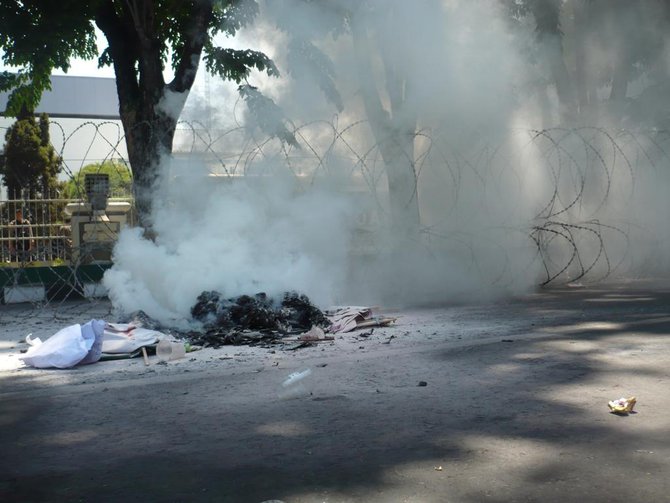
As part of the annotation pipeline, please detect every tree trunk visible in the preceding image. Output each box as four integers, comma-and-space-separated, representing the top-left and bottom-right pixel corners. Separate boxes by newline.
546, 35, 577, 121
609, 55, 630, 102
350, 16, 420, 241
606, 1, 635, 122
531, 0, 577, 122
122, 110, 177, 230
378, 133, 419, 238
572, 0, 590, 114
95, 0, 211, 232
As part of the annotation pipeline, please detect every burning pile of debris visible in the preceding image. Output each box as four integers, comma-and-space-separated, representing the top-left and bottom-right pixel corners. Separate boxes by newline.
116, 292, 397, 350
185, 291, 331, 348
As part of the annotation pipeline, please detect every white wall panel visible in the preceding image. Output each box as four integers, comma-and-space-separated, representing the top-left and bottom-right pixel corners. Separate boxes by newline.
0, 75, 119, 119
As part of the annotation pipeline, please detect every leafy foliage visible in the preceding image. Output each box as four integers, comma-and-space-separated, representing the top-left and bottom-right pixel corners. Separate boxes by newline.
62, 160, 133, 199
267, 0, 347, 112
0, 0, 292, 227
0, 110, 61, 197
498, 0, 670, 123
0, 1, 98, 115
238, 85, 298, 146
287, 38, 343, 112
211, 0, 261, 37
204, 47, 279, 83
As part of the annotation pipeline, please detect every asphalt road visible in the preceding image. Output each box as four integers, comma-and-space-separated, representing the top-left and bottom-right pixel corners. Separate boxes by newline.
2, 282, 670, 502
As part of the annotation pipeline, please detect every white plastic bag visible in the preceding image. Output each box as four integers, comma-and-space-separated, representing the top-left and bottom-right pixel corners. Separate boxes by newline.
78, 320, 106, 365
20, 320, 105, 369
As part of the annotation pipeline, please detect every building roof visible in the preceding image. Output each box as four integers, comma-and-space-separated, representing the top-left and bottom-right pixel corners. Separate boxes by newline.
0, 75, 119, 120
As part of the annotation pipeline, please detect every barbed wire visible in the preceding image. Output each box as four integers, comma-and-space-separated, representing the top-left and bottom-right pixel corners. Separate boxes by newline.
1, 118, 669, 315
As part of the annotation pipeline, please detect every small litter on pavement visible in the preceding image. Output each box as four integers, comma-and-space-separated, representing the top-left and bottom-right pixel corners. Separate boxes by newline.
282, 326, 335, 343
155, 338, 188, 362
278, 368, 313, 399
608, 396, 637, 415
325, 306, 397, 333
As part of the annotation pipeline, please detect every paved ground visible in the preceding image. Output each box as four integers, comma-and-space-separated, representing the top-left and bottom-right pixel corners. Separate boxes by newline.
1, 281, 670, 502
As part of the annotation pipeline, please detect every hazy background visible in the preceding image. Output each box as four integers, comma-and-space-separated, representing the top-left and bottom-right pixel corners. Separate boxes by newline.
6, 0, 670, 323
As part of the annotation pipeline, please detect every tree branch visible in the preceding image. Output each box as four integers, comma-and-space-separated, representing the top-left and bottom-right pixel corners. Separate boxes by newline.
95, 1, 141, 117
168, 0, 214, 93
350, 16, 391, 134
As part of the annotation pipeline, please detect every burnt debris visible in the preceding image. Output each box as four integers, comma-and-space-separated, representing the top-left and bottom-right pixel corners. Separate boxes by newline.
187, 291, 331, 348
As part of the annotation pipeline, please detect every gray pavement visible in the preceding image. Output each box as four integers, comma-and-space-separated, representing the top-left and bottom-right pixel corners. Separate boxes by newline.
1, 282, 670, 502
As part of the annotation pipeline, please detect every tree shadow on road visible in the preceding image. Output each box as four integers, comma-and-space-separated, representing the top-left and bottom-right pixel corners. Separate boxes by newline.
2, 282, 670, 502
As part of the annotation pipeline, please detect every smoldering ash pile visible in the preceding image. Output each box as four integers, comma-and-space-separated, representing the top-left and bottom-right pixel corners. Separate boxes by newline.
187, 291, 331, 347
118, 290, 331, 348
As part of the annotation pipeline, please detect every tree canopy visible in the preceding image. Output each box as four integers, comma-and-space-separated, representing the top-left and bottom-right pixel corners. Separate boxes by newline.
0, 1, 275, 115
0, 109, 61, 198
501, 0, 670, 123
62, 160, 133, 199
0, 1, 281, 228
4, 0, 670, 235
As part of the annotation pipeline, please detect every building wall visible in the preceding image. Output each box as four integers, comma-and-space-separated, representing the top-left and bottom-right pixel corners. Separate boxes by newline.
0, 75, 119, 119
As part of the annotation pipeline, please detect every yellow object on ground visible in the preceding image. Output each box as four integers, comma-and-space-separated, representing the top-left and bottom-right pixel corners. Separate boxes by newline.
608, 396, 637, 414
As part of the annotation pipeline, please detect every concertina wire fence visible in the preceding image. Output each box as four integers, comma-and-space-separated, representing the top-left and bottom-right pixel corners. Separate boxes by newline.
1, 117, 669, 310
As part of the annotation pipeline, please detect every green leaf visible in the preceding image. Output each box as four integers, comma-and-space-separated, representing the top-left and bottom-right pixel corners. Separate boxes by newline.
238, 84, 298, 147
204, 47, 279, 83
0, 71, 25, 92
287, 38, 343, 112
63, 160, 133, 199
211, 0, 260, 37
2, 112, 61, 195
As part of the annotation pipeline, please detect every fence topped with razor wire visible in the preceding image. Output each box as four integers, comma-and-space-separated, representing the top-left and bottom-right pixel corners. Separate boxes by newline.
2, 117, 670, 307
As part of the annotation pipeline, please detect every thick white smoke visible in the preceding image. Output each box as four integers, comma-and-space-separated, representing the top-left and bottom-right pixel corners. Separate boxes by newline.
104, 0, 670, 323
104, 157, 356, 322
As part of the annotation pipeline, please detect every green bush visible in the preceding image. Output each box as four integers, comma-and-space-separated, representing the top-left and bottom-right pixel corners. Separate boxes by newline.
63, 160, 133, 199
